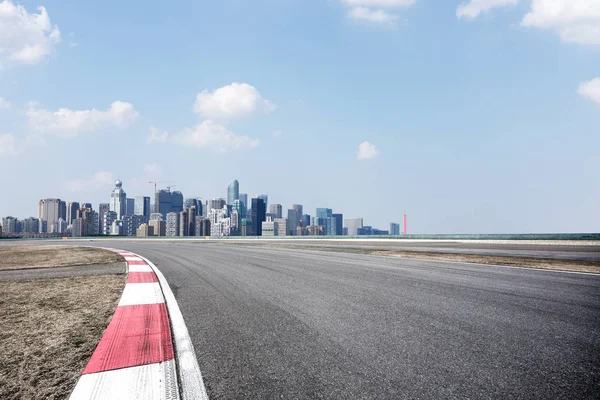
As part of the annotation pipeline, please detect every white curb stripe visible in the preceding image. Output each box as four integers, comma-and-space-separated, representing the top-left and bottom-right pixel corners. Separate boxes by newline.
69, 360, 179, 400
124, 256, 144, 261
128, 264, 153, 272
135, 254, 209, 400
118, 282, 164, 306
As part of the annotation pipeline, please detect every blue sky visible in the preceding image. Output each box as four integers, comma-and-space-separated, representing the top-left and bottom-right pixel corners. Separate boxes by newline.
0, 0, 598, 233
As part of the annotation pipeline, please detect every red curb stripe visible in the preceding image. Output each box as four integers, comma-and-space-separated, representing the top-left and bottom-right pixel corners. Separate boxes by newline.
127, 272, 159, 283
83, 303, 174, 374
127, 259, 150, 265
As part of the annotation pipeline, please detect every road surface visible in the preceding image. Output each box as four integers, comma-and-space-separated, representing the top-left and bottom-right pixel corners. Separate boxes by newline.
87, 240, 600, 399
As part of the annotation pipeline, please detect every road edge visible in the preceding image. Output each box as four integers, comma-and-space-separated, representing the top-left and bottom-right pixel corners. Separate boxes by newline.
136, 253, 209, 400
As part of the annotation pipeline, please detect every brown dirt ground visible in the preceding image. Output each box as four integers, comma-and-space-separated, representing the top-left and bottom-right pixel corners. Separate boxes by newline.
256, 244, 600, 274
0, 246, 123, 270
0, 246, 126, 400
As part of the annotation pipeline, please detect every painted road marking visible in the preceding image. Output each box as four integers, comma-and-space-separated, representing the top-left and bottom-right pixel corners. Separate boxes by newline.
118, 282, 164, 306
128, 264, 153, 272
127, 272, 159, 283
71, 360, 179, 400
83, 303, 174, 374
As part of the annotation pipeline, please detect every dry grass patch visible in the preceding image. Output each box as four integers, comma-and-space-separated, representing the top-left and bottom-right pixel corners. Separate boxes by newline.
0, 274, 126, 400
251, 244, 600, 274
0, 246, 122, 271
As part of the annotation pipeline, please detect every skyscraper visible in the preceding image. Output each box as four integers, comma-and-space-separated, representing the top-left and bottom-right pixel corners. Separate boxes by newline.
301, 214, 311, 228
110, 180, 127, 219
227, 180, 239, 205
184, 198, 202, 215
179, 210, 189, 237
251, 198, 266, 236
344, 218, 363, 236
239, 193, 248, 209
257, 194, 268, 209
333, 213, 343, 236
98, 203, 110, 234
207, 198, 226, 215
38, 199, 65, 226
287, 209, 298, 236
134, 196, 151, 223
67, 202, 80, 225
156, 189, 184, 219
269, 204, 282, 219
126, 198, 135, 215
390, 223, 400, 235
166, 212, 180, 237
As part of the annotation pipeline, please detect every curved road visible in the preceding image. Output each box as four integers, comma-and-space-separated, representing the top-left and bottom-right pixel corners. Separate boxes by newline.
77, 240, 600, 399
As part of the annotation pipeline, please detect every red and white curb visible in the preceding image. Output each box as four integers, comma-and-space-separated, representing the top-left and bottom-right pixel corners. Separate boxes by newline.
69, 249, 208, 400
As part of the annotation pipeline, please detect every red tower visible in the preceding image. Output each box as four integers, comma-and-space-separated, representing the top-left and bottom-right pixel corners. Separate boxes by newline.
403, 214, 407, 235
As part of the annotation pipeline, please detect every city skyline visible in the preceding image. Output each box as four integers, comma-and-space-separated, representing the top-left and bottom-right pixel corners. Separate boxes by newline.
0, 1, 598, 233
1, 177, 400, 237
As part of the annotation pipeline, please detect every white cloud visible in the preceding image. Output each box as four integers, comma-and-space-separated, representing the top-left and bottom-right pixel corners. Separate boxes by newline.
348, 6, 399, 24
63, 171, 116, 193
0, 133, 18, 155
357, 141, 379, 160
0, 96, 10, 108
175, 120, 259, 152
578, 77, 600, 106
272, 129, 283, 137
0, 0, 61, 68
143, 162, 163, 177
26, 101, 139, 136
193, 83, 276, 120
522, 0, 600, 45
456, 0, 518, 19
340, 0, 415, 26
147, 126, 169, 144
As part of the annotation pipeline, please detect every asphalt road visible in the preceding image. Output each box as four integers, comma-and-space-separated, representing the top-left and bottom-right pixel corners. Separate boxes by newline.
90, 240, 600, 399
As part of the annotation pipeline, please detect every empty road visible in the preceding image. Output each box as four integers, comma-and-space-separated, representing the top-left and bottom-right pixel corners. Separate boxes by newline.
84, 240, 600, 399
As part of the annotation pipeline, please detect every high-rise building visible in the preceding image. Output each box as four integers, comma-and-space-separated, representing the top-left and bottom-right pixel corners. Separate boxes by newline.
390, 223, 400, 235
110, 180, 127, 219
179, 210, 189, 237
22, 217, 40, 233
227, 180, 240, 205
123, 214, 144, 236
333, 213, 343, 236
301, 214, 311, 228
262, 221, 277, 236
207, 198, 226, 215
357, 226, 389, 235
239, 193, 248, 209
241, 218, 252, 236
137, 224, 154, 237
56, 218, 67, 234
293, 204, 303, 220
67, 202, 80, 225
195, 218, 211, 237
156, 189, 184, 219
184, 198, 202, 215
287, 209, 299, 236
134, 196, 151, 223
209, 206, 231, 236
274, 218, 288, 236
126, 198, 135, 215
38, 199, 65, 226
187, 206, 197, 236
251, 198, 266, 236
166, 212, 180, 237
344, 218, 363, 236
103, 211, 118, 235
269, 204, 282, 219
149, 220, 166, 236
80, 203, 93, 210
257, 194, 268, 210
98, 203, 110, 234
